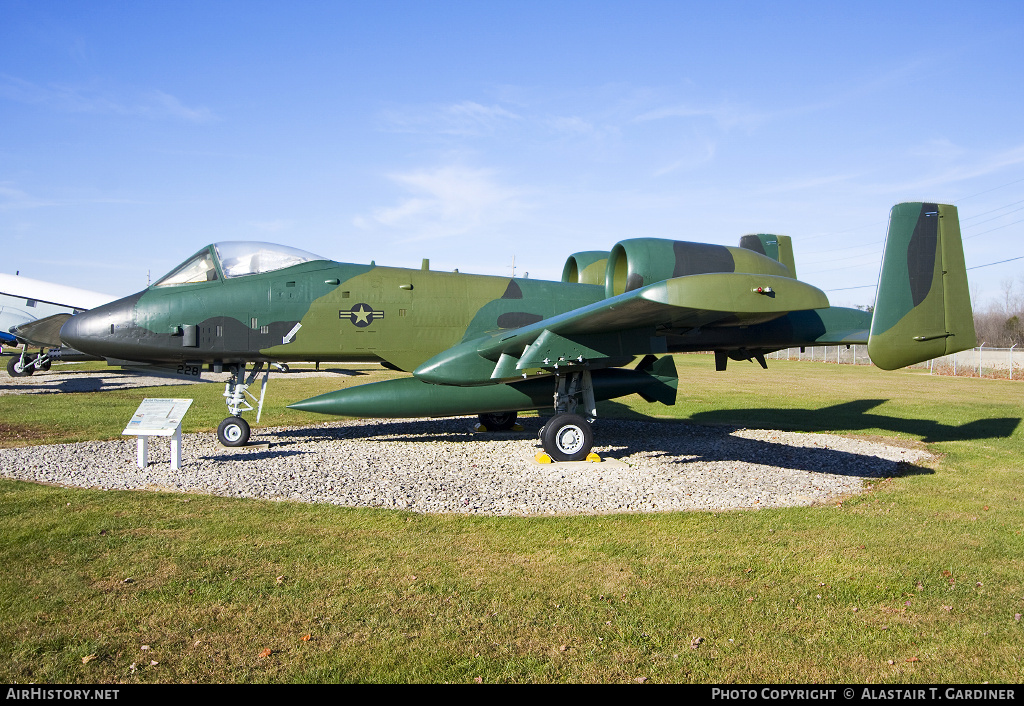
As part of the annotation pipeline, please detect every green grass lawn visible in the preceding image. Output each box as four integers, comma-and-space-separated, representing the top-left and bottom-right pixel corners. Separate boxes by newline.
0, 355, 1022, 683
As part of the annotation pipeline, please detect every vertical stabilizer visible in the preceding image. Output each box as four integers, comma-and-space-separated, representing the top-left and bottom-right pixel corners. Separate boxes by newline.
868, 202, 976, 370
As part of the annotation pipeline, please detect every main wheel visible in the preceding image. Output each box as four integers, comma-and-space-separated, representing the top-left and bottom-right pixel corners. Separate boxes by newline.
477, 411, 518, 431
217, 416, 251, 447
540, 413, 593, 462
6, 355, 33, 377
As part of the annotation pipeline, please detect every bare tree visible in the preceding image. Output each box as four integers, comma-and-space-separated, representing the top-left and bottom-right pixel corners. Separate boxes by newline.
973, 276, 1024, 347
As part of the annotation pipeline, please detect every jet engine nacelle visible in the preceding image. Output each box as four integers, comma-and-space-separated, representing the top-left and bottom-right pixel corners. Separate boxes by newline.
604, 238, 792, 298
561, 251, 610, 286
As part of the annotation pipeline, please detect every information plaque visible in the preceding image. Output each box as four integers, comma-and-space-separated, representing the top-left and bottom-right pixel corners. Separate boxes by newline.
123, 398, 194, 470
123, 398, 194, 436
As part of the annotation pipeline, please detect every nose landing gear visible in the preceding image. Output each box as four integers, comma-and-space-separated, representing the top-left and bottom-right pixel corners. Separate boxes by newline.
217, 362, 269, 447
6, 353, 34, 377
5, 347, 51, 377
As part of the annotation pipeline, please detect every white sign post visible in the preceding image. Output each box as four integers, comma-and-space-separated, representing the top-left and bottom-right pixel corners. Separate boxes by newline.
123, 399, 194, 470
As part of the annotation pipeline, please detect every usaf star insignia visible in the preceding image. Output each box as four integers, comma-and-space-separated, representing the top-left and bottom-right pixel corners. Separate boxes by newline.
339, 303, 384, 328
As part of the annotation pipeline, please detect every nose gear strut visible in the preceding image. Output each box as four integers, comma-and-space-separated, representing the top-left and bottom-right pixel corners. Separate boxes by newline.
5, 345, 51, 377
218, 362, 270, 447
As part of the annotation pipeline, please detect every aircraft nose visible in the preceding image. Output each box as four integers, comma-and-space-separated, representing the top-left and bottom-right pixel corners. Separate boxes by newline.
59, 310, 99, 353
60, 292, 142, 358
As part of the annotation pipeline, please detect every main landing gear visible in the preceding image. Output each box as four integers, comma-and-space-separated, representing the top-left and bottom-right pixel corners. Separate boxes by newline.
474, 371, 596, 461
218, 362, 270, 447
539, 369, 597, 462
476, 411, 519, 431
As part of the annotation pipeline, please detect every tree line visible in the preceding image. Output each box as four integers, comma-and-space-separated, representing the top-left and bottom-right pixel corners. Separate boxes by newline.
973, 278, 1024, 348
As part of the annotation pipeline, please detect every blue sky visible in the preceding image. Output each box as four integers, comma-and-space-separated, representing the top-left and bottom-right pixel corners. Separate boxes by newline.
3, 0, 1023, 311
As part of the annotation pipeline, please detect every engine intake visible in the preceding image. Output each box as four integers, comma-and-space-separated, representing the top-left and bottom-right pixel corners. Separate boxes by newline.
561, 251, 610, 286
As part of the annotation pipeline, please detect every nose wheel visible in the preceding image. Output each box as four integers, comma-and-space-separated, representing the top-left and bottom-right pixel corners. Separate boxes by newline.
217, 416, 251, 447
7, 354, 34, 377
5, 349, 51, 377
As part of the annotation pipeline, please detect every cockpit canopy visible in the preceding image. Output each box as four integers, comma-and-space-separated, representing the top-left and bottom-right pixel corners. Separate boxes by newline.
153, 242, 328, 287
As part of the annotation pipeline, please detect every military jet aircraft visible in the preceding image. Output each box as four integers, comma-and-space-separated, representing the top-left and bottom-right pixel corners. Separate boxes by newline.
58, 202, 975, 460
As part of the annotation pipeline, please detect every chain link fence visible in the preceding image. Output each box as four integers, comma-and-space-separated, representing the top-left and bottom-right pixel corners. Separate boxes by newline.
768, 345, 873, 366
767, 345, 1023, 379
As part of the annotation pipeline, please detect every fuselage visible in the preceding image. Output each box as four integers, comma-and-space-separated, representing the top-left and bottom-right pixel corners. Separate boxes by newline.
59, 255, 872, 372
59, 234, 875, 373
58, 259, 605, 371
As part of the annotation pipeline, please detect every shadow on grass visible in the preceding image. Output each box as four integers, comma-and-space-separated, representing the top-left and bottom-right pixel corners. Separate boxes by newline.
646, 399, 1019, 444
0, 365, 369, 396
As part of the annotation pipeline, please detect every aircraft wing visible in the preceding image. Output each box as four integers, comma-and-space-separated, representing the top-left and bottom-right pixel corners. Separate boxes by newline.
9, 312, 73, 348
414, 272, 829, 384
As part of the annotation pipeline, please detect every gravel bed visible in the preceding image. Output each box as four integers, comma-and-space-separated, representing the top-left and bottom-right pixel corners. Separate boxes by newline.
0, 417, 930, 516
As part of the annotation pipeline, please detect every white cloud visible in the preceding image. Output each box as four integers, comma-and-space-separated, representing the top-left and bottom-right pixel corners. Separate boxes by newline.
355, 165, 529, 241
380, 100, 520, 136
633, 101, 767, 132
248, 219, 295, 233
143, 90, 216, 123
0, 74, 217, 123
753, 171, 865, 195
0, 183, 53, 211
652, 139, 718, 177
0, 182, 144, 211
873, 143, 1024, 196
907, 138, 970, 161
